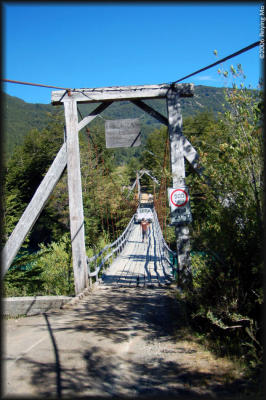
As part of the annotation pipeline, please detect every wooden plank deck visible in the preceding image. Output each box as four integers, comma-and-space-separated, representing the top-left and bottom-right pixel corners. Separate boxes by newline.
101, 223, 173, 288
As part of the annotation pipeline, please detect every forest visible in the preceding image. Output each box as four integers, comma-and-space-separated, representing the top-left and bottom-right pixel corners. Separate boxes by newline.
1, 69, 263, 385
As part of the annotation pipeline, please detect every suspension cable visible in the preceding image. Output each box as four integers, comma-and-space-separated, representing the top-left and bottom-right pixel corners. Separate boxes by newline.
170, 41, 260, 84
2, 78, 71, 91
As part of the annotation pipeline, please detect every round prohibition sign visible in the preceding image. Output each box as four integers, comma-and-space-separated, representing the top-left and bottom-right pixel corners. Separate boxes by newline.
170, 189, 189, 207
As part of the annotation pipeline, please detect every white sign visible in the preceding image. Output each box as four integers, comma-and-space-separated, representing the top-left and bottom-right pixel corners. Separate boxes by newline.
168, 187, 192, 224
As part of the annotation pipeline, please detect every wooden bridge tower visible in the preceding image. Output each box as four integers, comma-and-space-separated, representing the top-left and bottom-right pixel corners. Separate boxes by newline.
2, 83, 204, 294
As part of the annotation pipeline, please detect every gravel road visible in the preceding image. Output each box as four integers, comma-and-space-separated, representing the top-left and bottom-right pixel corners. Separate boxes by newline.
3, 284, 251, 399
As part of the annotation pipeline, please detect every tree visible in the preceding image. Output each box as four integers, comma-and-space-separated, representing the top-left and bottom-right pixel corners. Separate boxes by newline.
182, 65, 263, 373
3, 112, 66, 249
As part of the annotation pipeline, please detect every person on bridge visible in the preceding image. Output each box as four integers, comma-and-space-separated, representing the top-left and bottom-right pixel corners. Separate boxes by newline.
140, 218, 150, 243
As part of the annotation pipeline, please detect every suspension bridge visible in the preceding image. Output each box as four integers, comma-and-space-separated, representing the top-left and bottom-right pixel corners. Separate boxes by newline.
2, 82, 195, 293
87, 208, 176, 289
2, 41, 260, 397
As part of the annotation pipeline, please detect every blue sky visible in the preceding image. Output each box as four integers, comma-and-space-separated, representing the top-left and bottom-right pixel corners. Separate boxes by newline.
2, 2, 263, 104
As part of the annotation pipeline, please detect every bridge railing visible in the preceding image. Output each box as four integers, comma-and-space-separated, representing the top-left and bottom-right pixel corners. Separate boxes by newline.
86, 215, 135, 283
152, 208, 178, 280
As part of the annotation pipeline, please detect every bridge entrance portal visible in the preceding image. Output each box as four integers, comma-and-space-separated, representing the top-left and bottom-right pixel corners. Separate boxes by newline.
3, 83, 206, 295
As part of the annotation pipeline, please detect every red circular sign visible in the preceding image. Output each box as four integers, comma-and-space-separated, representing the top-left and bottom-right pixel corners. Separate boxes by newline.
170, 189, 188, 207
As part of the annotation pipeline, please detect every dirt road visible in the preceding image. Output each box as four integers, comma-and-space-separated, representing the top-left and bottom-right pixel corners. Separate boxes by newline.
3, 284, 254, 399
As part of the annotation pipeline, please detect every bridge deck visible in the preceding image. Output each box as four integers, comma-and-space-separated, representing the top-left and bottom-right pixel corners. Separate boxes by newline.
102, 223, 172, 287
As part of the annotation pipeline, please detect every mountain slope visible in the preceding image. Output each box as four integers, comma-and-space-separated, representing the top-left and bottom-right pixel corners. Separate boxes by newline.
3, 93, 55, 158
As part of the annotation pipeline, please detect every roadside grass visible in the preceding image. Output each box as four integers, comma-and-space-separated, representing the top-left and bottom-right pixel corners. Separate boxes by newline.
167, 286, 264, 398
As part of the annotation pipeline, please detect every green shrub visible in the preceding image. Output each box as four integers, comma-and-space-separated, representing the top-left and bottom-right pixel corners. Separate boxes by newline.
37, 233, 74, 296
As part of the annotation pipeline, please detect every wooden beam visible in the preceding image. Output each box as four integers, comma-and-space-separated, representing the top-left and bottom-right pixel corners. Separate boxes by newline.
166, 89, 192, 289
78, 101, 113, 131
51, 83, 194, 105
175, 224, 192, 287
182, 136, 204, 174
64, 98, 88, 295
1, 143, 67, 278
167, 89, 185, 186
130, 99, 168, 125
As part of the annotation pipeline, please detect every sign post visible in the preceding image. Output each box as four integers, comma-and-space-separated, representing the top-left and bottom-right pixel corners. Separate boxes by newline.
168, 187, 192, 225
167, 88, 192, 289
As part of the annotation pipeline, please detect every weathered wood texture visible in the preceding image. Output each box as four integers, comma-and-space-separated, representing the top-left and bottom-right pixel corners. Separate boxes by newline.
78, 101, 112, 131
102, 223, 172, 287
1, 143, 67, 278
64, 99, 88, 295
130, 99, 168, 125
182, 136, 202, 173
167, 89, 186, 186
52, 83, 194, 105
105, 118, 141, 148
166, 89, 192, 287
175, 224, 192, 286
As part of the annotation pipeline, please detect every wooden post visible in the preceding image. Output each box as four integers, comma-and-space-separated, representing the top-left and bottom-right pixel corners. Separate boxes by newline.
167, 88, 192, 288
64, 98, 88, 295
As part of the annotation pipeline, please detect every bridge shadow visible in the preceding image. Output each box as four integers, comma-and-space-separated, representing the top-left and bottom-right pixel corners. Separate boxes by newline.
17, 350, 250, 399
104, 274, 148, 287
126, 254, 159, 262
152, 227, 172, 283
103, 229, 162, 287
11, 288, 256, 399
43, 313, 62, 398
143, 234, 152, 283
151, 229, 163, 285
